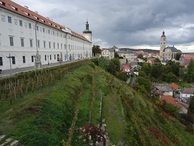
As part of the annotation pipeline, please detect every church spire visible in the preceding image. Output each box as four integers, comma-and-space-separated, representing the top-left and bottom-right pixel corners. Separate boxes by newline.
83, 20, 92, 42
161, 31, 165, 37
83, 20, 92, 34
86, 21, 89, 30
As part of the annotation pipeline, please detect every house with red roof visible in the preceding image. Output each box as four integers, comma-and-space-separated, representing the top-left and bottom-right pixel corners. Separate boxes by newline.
147, 58, 155, 65
160, 95, 188, 114
180, 54, 194, 67
120, 64, 130, 74
170, 83, 180, 91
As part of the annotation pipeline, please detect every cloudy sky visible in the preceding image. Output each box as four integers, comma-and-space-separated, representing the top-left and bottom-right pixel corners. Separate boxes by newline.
13, 0, 194, 52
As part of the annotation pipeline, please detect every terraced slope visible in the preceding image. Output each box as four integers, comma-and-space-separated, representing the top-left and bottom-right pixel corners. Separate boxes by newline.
0, 62, 194, 145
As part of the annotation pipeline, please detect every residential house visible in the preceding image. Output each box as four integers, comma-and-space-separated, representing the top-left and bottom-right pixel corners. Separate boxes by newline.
180, 88, 194, 102
147, 58, 155, 65
170, 82, 180, 91
169, 82, 180, 97
160, 95, 188, 114
120, 64, 130, 74
101, 47, 115, 60
151, 84, 173, 97
180, 54, 194, 67
116, 48, 137, 63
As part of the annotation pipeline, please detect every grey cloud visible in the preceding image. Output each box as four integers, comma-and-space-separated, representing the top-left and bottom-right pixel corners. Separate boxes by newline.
13, 0, 194, 51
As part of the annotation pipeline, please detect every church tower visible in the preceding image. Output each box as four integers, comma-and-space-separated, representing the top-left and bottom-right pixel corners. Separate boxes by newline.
160, 31, 166, 60
83, 21, 92, 42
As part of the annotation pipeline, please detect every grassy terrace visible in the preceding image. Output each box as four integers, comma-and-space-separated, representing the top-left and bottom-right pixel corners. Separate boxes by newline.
0, 61, 194, 145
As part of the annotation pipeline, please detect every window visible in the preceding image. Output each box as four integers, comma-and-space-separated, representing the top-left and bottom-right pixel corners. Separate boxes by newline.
21, 38, 24, 47
48, 29, 50, 34
0, 57, 3, 66
29, 23, 31, 29
61, 44, 63, 49
43, 41, 46, 48
43, 28, 45, 33
49, 42, 51, 48
30, 39, 33, 47
37, 40, 40, 48
9, 36, 14, 46
22, 56, 26, 63
57, 43, 59, 49
53, 42, 55, 48
19, 20, 23, 26
36, 25, 39, 31
54, 54, 56, 60
8, 16, 12, 23
50, 55, 52, 60
12, 56, 15, 64
45, 55, 47, 61
31, 56, 34, 62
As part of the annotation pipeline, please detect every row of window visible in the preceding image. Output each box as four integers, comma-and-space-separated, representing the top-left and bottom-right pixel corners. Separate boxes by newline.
9, 36, 67, 49
0, 54, 61, 66
7, 15, 66, 38
8, 36, 85, 51
6, 15, 83, 42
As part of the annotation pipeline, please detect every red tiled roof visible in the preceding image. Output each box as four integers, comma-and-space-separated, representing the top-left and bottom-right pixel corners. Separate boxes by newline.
160, 96, 183, 109
0, 0, 88, 41
0, 0, 64, 30
170, 82, 179, 90
120, 64, 130, 70
184, 54, 194, 59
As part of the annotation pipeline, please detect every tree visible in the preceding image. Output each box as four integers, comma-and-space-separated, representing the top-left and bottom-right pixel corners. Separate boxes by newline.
136, 76, 151, 94
186, 59, 194, 83
92, 45, 101, 56
117, 72, 128, 81
141, 63, 151, 76
189, 96, 194, 113
137, 54, 143, 59
163, 72, 177, 82
175, 53, 182, 60
154, 58, 161, 65
151, 65, 162, 79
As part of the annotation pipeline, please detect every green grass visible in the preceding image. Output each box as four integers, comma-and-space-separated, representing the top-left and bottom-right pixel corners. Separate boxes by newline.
0, 62, 194, 146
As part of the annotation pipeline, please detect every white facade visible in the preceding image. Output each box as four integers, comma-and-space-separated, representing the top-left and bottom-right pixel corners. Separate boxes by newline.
101, 49, 115, 60
0, 0, 92, 70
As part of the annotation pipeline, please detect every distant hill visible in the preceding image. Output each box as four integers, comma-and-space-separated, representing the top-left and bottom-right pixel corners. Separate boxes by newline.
119, 47, 159, 53
0, 61, 194, 145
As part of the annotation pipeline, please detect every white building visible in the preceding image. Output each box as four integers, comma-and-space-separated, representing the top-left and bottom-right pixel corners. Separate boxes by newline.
101, 47, 115, 60
180, 88, 194, 99
0, 0, 92, 70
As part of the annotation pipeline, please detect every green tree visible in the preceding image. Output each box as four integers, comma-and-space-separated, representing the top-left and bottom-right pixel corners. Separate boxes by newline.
137, 54, 143, 59
107, 58, 120, 76
136, 76, 151, 94
154, 58, 161, 65
175, 53, 182, 60
164, 72, 177, 82
117, 72, 128, 81
186, 59, 194, 83
151, 65, 162, 79
92, 45, 101, 56
189, 96, 194, 113
141, 63, 151, 76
